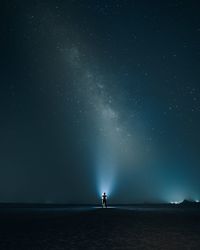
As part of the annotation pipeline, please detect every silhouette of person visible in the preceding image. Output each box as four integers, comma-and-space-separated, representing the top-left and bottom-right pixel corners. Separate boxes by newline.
102, 192, 107, 208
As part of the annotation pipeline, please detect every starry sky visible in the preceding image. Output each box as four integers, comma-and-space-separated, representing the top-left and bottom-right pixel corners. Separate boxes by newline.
0, 0, 200, 204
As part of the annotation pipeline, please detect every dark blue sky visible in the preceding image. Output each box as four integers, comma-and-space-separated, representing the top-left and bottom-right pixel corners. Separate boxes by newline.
0, 0, 200, 203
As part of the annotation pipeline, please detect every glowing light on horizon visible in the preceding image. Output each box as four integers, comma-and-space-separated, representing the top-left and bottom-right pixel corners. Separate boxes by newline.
164, 187, 186, 204
170, 200, 183, 204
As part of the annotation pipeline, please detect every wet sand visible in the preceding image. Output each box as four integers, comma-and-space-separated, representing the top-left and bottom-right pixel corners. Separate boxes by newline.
0, 207, 200, 249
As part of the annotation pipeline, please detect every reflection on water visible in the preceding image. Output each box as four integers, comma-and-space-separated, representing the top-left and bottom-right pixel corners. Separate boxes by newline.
0, 205, 200, 215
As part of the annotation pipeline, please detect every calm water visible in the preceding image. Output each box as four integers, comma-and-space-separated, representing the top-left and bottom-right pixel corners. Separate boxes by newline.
0, 206, 199, 249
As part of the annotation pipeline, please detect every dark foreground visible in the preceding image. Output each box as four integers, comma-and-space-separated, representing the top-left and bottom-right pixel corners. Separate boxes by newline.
0, 207, 200, 249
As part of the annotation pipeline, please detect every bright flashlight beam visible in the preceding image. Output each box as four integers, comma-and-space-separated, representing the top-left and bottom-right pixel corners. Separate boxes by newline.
96, 160, 116, 198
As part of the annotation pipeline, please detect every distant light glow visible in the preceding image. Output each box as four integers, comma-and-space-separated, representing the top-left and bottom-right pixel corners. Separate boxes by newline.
170, 200, 183, 204
165, 187, 186, 204
195, 200, 199, 203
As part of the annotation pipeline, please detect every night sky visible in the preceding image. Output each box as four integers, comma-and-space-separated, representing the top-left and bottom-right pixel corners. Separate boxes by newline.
1, 0, 200, 204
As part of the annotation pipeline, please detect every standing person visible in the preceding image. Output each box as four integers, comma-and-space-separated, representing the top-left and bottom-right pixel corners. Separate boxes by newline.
102, 192, 107, 208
